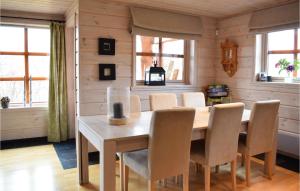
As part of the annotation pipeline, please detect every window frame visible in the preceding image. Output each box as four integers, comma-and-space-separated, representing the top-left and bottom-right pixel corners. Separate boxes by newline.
258, 28, 300, 81
0, 25, 49, 104
133, 35, 191, 85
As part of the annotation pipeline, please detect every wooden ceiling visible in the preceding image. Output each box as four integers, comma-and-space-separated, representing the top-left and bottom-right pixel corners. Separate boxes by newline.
115, 0, 296, 18
0, 0, 296, 18
0, 0, 74, 15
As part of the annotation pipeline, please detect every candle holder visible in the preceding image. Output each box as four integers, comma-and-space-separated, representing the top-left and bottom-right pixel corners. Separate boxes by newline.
107, 87, 130, 125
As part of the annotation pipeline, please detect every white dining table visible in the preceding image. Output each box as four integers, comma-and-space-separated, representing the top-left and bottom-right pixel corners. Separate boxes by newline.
76, 108, 277, 191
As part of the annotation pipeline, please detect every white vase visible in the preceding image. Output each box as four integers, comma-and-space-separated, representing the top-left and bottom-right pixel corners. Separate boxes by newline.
284, 77, 293, 83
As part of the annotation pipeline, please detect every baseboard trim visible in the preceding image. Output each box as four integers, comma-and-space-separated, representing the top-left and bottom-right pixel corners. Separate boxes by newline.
277, 150, 300, 160
0, 137, 49, 150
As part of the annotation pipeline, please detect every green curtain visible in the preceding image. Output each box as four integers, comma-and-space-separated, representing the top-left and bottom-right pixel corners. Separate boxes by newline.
48, 22, 68, 142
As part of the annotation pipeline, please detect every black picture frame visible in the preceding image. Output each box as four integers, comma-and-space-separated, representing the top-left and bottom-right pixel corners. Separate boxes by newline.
98, 38, 115, 55
99, 64, 116, 80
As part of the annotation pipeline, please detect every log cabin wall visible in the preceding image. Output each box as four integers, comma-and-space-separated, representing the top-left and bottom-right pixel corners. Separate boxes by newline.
65, 0, 78, 138
77, 0, 217, 115
0, 107, 48, 141
216, 14, 300, 157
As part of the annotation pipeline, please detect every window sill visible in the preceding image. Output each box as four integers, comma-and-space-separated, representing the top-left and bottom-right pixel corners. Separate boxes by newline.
252, 81, 300, 87
0, 103, 48, 111
131, 84, 199, 91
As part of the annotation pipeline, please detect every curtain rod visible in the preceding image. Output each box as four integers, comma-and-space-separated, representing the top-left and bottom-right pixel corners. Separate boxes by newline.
0, 15, 65, 23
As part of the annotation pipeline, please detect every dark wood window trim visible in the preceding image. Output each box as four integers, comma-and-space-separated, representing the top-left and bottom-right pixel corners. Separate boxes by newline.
135, 36, 189, 84
266, 28, 299, 78
0, 26, 49, 104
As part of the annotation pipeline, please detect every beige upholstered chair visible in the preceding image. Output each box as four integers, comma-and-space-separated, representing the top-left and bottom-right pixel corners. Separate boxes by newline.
119, 95, 142, 191
190, 103, 245, 191
238, 100, 280, 186
130, 95, 142, 113
122, 108, 195, 191
182, 92, 206, 107
149, 93, 177, 111
149, 93, 178, 185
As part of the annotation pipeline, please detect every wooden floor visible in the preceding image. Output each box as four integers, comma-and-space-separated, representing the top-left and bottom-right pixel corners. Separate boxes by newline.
0, 145, 299, 191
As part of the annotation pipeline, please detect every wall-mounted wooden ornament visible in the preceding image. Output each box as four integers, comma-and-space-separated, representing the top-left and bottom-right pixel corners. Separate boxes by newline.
221, 39, 238, 77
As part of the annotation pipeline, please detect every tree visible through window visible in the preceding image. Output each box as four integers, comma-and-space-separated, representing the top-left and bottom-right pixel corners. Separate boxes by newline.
267, 29, 300, 78
0, 25, 50, 105
135, 35, 188, 82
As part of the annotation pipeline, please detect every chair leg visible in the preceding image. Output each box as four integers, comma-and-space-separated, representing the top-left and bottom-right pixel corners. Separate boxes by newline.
119, 153, 124, 191
194, 163, 197, 172
231, 159, 237, 191
162, 179, 167, 187
215, 165, 219, 173
265, 151, 273, 180
197, 163, 202, 172
178, 174, 183, 186
183, 172, 189, 191
194, 162, 198, 173
124, 164, 129, 191
148, 180, 156, 191
241, 154, 245, 166
175, 175, 179, 184
204, 166, 211, 191
245, 155, 251, 187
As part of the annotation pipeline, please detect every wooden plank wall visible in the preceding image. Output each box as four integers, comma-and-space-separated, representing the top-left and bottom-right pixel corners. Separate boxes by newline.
0, 108, 48, 141
216, 14, 300, 156
78, 0, 216, 115
65, 0, 78, 138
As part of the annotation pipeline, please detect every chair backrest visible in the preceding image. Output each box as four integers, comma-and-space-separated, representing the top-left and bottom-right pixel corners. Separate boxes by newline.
182, 92, 206, 107
247, 100, 280, 156
149, 93, 177, 111
148, 108, 195, 180
205, 103, 244, 166
130, 95, 141, 113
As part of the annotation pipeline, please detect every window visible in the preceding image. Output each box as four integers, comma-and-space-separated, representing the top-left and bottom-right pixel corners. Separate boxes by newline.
135, 35, 190, 83
258, 29, 300, 78
0, 25, 50, 105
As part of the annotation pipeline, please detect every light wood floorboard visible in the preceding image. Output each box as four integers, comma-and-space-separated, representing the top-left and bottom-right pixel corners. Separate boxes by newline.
0, 145, 299, 191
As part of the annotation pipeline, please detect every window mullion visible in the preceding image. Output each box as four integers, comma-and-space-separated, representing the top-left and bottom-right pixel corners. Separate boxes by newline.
294, 29, 298, 51
24, 27, 30, 104
262, 33, 268, 73
294, 29, 298, 77
295, 29, 298, 60
159, 37, 162, 66
183, 40, 188, 84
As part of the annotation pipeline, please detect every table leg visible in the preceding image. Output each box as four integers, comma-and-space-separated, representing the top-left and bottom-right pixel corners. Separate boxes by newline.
119, 153, 124, 191
100, 140, 116, 191
77, 131, 89, 184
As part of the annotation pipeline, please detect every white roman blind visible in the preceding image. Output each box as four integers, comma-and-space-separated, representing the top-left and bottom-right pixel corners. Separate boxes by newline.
130, 7, 203, 39
249, 1, 299, 33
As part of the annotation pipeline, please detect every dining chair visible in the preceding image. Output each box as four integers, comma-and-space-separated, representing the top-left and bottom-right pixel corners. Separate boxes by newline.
190, 103, 245, 191
149, 93, 179, 185
122, 108, 195, 191
182, 92, 206, 107
182, 92, 206, 172
130, 95, 142, 113
119, 95, 142, 191
149, 93, 177, 111
238, 100, 280, 186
